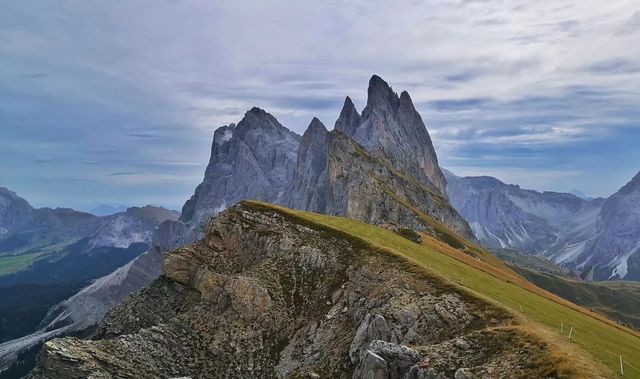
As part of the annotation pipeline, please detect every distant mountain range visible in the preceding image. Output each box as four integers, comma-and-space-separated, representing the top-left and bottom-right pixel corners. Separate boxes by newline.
0, 189, 178, 374
445, 170, 640, 280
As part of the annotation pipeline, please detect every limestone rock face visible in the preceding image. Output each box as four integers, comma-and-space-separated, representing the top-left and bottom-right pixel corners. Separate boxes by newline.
31, 203, 553, 378
180, 107, 301, 229
284, 117, 329, 212
336, 75, 448, 197
289, 130, 474, 239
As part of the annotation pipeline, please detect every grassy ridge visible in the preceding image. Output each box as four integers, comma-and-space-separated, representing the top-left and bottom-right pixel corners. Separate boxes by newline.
249, 201, 640, 378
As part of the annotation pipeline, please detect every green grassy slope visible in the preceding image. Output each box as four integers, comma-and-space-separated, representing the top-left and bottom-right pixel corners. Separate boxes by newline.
515, 267, 640, 331
0, 252, 42, 275
249, 201, 640, 378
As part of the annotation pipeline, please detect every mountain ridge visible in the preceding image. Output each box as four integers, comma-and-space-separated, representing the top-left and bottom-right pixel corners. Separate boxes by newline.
445, 169, 640, 280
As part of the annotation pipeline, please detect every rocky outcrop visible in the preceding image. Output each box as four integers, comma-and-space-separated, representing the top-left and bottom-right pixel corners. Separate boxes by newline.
445, 169, 640, 280
31, 202, 555, 378
287, 76, 473, 239
284, 117, 329, 212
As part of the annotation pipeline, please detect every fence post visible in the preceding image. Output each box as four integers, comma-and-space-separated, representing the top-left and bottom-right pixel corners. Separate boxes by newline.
620, 355, 624, 376
568, 327, 573, 340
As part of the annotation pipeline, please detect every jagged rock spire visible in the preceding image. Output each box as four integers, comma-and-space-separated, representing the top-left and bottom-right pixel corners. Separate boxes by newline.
365, 75, 400, 115
334, 97, 362, 137
285, 117, 329, 212
347, 75, 448, 196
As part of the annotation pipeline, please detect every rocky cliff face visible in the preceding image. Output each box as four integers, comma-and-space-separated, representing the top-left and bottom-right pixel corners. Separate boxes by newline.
288, 128, 473, 238
179, 107, 301, 230
31, 202, 556, 378
284, 117, 329, 213
445, 170, 640, 280
335, 76, 448, 197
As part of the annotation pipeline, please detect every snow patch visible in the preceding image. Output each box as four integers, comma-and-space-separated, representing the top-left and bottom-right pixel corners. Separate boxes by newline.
554, 240, 588, 264
214, 128, 234, 145
608, 243, 640, 279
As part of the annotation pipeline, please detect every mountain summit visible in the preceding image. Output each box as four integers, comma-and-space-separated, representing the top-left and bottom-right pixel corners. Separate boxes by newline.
336, 75, 447, 196
179, 107, 301, 229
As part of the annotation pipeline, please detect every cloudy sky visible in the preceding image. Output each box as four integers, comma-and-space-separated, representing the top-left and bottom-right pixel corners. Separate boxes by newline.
1, 0, 639, 210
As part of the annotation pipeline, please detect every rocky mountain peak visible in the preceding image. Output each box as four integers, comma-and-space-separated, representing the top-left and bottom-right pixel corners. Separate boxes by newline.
234, 107, 295, 138
399, 90, 416, 111
308, 117, 327, 133
178, 107, 300, 228
285, 118, 330, 213
364, 74, 400, 116
344, 75, 448, 196
0, 186, 28, 209
298, 117, 329, 162
334, 96, 361, 137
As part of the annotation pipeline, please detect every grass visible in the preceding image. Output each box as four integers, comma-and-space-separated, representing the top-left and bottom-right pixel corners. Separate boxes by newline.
0, 252, 43, 275
246, 201, 640, 378
515, 267, 640, 330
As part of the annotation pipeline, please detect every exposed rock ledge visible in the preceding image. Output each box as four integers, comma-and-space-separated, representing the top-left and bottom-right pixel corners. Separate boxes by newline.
30, 202, 555, 378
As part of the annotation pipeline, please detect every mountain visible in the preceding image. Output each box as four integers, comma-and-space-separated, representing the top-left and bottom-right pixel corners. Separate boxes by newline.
335, 75, 448, 197
0, 201, 179, 375
580, 172, 640, 280
286, 76, 471, 238
30, 202, 640, 378
286, 120, 473, 238
60, 75, 474, 346
20, 74, 640, 377
26, 203, 594, 378
0, 188, 100, 257
179, 107, 301, 230
3, 75, 473, 375
88, 205, 128, 216
445, 170, 640, 280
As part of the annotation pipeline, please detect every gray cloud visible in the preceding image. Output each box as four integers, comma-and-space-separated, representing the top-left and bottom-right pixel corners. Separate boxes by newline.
1, 0, 639, 207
